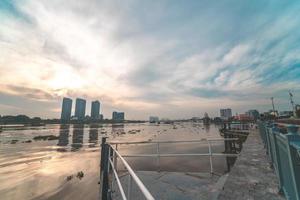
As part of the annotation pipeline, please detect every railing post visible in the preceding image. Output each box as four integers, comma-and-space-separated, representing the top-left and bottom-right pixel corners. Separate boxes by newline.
100, 137, 108, 175
271, 125, 284, 194
265, 123, 272, 158
100, 137, 110, 200
286, 125, 300, 200
208, 141, 213, 174
114, 144, 118, 172
157, 142, 160, 171
111, 150, 115, 194
128, 175, 132, 199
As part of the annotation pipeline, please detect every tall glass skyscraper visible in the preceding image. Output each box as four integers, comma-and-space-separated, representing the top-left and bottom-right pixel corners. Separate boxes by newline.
91, 100, 100, 119
61, 97, 72, 121
75, 98, 86, 120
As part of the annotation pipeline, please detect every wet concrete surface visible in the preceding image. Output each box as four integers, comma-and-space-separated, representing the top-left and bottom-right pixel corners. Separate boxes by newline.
218, 129, 285, 200
113, 171, 226, 200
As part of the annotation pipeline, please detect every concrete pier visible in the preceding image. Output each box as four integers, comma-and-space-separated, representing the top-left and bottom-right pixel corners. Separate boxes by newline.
217, 129, 285, 200
113, 171, 224, 200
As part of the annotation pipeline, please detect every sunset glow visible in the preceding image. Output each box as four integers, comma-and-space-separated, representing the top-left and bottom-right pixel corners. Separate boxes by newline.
0, 0, 299, 119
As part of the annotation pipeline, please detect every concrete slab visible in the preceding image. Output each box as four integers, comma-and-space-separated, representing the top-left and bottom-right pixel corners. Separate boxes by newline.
217, 129, 285, 200
112, 171, 225, 200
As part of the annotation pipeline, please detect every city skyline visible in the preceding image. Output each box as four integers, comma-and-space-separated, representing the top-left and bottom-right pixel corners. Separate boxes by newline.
0, 0, 300, 119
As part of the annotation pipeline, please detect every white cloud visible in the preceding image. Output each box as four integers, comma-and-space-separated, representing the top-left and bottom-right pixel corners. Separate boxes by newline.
0, 0, 300, 118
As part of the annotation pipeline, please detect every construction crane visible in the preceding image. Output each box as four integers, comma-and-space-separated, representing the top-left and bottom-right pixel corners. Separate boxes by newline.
270, 97, 275, 114
289, 91, 295, 114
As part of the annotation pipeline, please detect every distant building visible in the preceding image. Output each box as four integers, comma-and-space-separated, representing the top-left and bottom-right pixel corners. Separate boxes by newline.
149, 116, 159, 123
75, 98, 86, 120
191, 117, 201, 122
235, 114, 251, 121
279, 111, 293, 118
91, 100, 100, 119
112, 111, 125, 122
61, 97, 72, 121
213, 117, 222, 123
220, 108, 232, 120
99, 114, 104, 120
246, 110, 260, 120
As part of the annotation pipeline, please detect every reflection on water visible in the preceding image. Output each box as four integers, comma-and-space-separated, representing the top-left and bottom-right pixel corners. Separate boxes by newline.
89, 124, 99, 147
204, 124, 210, 133
0, 122, 243, 200
72, 124, 84, 151
111, 124, 124, 138
58, 124, 70, 147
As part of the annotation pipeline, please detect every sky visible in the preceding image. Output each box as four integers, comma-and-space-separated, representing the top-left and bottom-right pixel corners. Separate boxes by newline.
0, 0, 300, 120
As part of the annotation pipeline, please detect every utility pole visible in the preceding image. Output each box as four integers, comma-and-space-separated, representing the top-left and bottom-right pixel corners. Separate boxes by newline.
271, 97, 276, 116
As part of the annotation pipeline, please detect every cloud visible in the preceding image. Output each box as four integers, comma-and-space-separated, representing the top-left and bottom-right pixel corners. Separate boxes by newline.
1, 85, 55, 101
0, 0, 300, 118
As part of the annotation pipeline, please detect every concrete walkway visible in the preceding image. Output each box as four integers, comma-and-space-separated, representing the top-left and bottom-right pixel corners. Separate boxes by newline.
113, 171, 225, 200
217, 129, 285, 200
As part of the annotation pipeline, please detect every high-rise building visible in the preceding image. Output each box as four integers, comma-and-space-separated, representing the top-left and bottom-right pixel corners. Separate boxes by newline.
246, 110, 260, 120
99, 114, 104, 120
112, 111, 125, 122
75, 98, 86, 120
61, 97, 72, 121
149, 116, 159, 123
91, 100, 100, 119
220, 108, 232, 120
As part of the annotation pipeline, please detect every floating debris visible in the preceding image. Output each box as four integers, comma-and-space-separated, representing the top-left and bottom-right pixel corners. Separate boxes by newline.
22, 140, 32, 143
33, 135, 59, 141
76, 171, 84, 180
66, 175, 73, 181
10, 139, 18, 144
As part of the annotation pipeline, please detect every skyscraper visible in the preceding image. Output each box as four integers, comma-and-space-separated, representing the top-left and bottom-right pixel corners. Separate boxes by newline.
112, 111, 125, 122
75, 98, 86, 120
61, 97, 72, 121
91, 100, 100, 119
220, 108, 232, 120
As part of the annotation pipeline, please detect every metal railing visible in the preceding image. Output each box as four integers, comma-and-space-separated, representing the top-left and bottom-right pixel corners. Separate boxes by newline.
99, 137, 240, 200
258, 121, 300, 200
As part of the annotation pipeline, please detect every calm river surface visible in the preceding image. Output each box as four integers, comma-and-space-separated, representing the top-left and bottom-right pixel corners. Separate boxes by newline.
0, 122, 232, 200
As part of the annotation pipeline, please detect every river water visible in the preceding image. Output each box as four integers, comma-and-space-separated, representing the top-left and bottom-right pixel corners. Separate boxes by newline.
0, 122, 235, 200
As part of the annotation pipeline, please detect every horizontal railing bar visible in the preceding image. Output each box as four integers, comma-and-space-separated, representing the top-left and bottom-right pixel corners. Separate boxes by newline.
275, 122, 300, 127
122, 153, 239, 157
109, 138, 238, 145
110, 145, 155, 200
290, 141, 300, 150
109, 158, 127, 200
